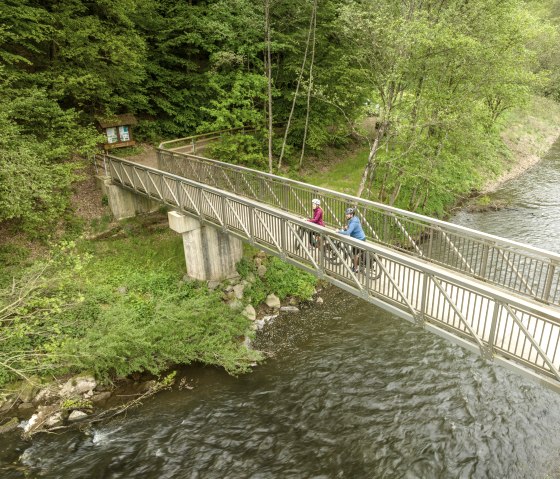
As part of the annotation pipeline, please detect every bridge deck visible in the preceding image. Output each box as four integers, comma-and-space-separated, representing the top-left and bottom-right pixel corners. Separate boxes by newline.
156, 144, 560, 308
96, 152, 560, 393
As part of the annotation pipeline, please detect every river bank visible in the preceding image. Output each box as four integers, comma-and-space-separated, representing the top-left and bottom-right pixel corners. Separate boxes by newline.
0, 213, 324, 437
481, 96, 560, 194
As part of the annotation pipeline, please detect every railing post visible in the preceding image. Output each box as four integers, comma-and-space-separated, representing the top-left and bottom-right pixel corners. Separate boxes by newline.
427, 228, 434, 259
248, 205, 255, 244
479, 243, 490, 279
365, 250, 371, 294
175, 180, 181, 209
417, 272, 429, 326
543, 262, 556, 303
192, 138, 196, 155
197, 186, 204, 222
318, 232, 325, 278
483, 301, 501, 360
221, 195, 228, 232
280, 218, 287, 258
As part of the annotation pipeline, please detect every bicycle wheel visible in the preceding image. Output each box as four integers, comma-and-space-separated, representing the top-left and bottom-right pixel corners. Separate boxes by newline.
323, 239, 345, 265
293, 226, 305, 252
359, 253, 382, 280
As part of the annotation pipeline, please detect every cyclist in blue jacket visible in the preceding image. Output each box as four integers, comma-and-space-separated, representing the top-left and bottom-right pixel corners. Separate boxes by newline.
338, 207, 366, 272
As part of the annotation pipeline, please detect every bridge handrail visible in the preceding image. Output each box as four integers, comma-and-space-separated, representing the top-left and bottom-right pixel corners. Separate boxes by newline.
98, 153, 556, 314
158, 127, 259, 152
154, 147, 560, 306
98, 152, 560, 392
159, 150, 560, 260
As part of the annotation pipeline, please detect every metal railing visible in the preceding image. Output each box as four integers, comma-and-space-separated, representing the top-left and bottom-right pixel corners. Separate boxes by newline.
158, 127, 258, 155
98, 153, 560, 392
156, 146, 560, 307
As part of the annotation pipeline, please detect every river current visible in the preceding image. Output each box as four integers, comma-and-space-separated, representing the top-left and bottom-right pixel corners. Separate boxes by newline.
2, 143, 560, 478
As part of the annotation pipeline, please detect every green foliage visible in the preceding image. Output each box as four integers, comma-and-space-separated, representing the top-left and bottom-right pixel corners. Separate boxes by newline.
90, 214, 112, 234
199, 73, 269, 131
0, 233, 261, 388
263, 256, 316, 300
3, 0, 559, 230
0, 86, 100, 236
0, 243, 29, 268
237, 252, 316, 304
60, 398, 93, 411
0, 241, 90, 386
243, 277, 268, 307
206, 133, 267, 169
236, 257, 253, 278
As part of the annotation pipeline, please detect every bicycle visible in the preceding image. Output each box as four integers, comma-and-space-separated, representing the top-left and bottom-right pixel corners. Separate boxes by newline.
293, 225, 342, 265
326, 241, 383, 281
293, 225, 382, 280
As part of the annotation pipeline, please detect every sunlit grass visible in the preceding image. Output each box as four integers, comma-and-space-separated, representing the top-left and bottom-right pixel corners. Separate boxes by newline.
300, 147, 369, 195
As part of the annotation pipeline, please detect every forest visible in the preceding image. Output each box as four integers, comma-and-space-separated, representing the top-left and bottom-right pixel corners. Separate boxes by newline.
2, 0, 560, 231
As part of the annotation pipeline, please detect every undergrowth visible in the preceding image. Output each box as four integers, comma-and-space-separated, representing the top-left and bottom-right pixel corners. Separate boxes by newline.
0, 217, 318, 389
0, 225, 259, 387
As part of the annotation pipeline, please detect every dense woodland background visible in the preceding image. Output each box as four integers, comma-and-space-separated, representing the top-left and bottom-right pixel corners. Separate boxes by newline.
2, 0, 560, 234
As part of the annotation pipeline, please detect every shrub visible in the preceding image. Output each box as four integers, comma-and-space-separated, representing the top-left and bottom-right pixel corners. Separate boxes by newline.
206, 133, 267, 169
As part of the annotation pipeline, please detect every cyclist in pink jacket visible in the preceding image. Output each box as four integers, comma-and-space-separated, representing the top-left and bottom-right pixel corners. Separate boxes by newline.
308, 198, 325, 226
306, 198, 325, 247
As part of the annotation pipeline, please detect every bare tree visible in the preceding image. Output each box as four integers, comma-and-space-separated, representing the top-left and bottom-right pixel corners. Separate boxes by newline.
299, 0, 318, 168
264, 0, 274, 173
277, 3, 315, 169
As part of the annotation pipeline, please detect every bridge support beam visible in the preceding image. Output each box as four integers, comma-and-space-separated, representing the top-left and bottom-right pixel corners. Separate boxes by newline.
168, 210, 242, 281
96, 176, 159, 220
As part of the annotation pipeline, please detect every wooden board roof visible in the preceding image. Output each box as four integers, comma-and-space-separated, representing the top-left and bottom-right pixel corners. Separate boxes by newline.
97, 114, 138, 128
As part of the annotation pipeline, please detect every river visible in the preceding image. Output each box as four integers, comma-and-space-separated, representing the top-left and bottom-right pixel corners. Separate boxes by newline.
2, 143, 560, 478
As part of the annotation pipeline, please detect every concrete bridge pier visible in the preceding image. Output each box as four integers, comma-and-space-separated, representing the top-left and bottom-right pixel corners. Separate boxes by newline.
168, 210, 243, 281
96, 176, 159, 220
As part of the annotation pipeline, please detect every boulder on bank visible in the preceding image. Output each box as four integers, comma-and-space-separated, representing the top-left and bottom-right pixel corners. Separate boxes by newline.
0, 417, 19, 434
60, 376, 97, 398
68, 410, 88, 422
233, 284, 245, 299
242, 304, 257, 321
265, 294, 280, 309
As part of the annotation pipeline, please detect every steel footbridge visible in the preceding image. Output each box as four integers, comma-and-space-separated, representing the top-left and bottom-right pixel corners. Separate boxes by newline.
94, 130, 560, 392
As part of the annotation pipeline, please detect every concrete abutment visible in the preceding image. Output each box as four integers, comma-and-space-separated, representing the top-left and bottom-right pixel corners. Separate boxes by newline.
95, 175, 159, 220
168, 210, 243, 281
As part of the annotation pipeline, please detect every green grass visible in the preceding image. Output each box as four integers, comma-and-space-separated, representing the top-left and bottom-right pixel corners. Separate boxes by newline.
111, 145, 145, 157
299, 148, 370, 196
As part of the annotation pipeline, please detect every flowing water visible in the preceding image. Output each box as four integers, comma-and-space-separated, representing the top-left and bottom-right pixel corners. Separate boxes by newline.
3, 143, 560, 478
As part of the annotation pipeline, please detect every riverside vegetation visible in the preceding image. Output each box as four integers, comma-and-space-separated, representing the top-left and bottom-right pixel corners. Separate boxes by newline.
0, 213, 319, 435
3, 0, 560, 233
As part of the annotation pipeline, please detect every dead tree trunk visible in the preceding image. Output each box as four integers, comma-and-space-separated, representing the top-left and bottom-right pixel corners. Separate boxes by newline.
299, 0, 317, 168
278, 4, 315, 169
265, 0, 273, 173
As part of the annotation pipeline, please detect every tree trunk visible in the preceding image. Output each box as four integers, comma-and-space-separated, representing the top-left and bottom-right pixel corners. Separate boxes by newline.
356, 121, 386, 197
409, 184, 418, 210
277, 4, 315, 169
264, 0, 273, 173
389, 181, 401, 206
356, 79, 398, 197
379, 168, 390, 202
421, 187, 430, 210
299, 0, 317, 168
